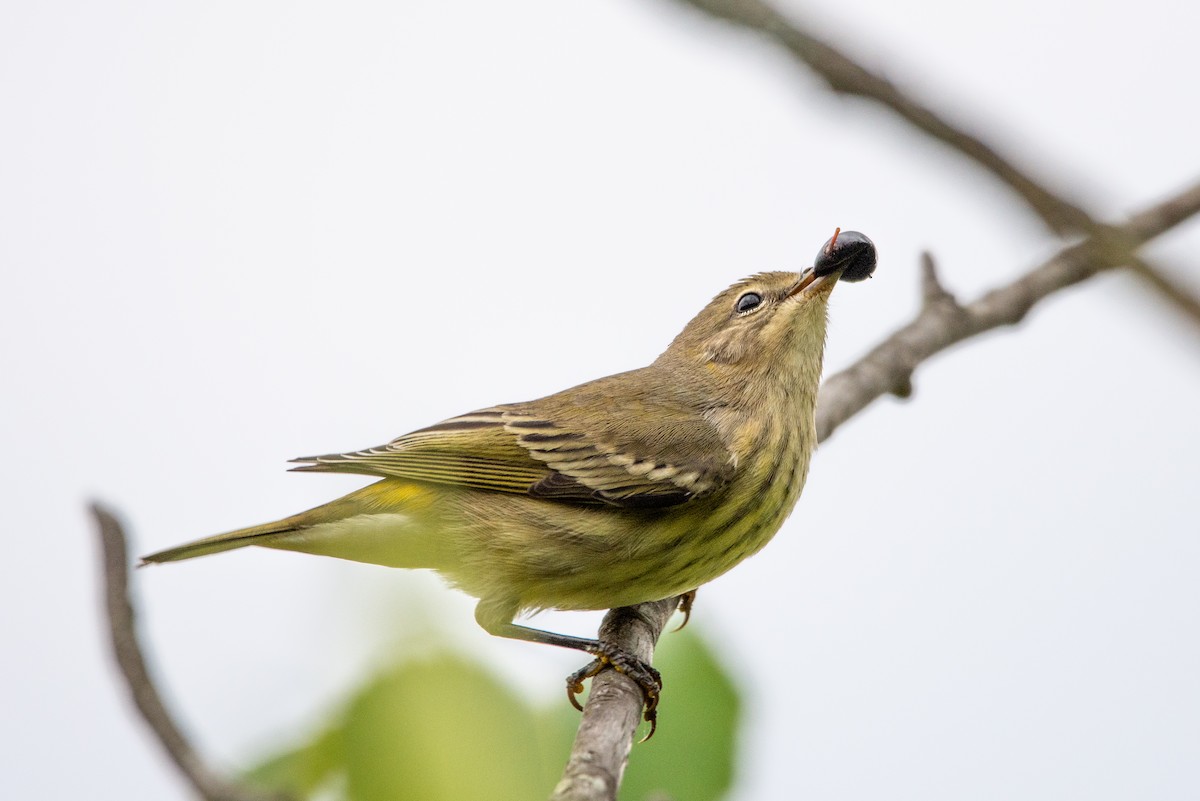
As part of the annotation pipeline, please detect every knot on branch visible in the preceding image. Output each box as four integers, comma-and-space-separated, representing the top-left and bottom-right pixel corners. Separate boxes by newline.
889, 374, 915, 399
919, 252, 965, 317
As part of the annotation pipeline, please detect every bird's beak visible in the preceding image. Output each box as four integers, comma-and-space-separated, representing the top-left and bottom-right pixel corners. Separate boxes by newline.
786, 267, 839, 300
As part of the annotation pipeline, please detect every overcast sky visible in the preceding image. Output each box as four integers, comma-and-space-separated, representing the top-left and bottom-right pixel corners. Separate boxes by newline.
3, 1, 1198, 799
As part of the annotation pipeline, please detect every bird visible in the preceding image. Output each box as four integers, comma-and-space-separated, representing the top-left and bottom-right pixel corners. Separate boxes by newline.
143, 229, 877, 733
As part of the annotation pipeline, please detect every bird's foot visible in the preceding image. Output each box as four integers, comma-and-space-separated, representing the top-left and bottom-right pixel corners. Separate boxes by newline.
566, 641, 663, 741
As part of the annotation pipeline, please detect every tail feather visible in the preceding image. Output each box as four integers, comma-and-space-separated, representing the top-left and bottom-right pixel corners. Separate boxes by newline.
140, 519, 299, 564
141, 478, 441, 569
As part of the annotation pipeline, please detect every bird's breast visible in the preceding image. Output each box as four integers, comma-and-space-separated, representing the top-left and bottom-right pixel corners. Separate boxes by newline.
618, 403, 817, 600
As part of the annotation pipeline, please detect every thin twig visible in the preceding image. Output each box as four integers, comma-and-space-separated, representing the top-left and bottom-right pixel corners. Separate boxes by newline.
92, 503, 289, 801
1128, 256, 1200, 330
550, 600, 680, 801
815, 179, 1200, 442
670, 0, 1200, 332
672, 0, 1090, 234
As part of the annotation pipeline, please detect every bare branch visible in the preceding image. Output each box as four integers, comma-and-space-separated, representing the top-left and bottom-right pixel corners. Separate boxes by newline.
1128, 257, 1200, 333
550, 600, 679, 801
670, 0, 1200, 333
92, 503, 289, 801
815, 179, 1200, 442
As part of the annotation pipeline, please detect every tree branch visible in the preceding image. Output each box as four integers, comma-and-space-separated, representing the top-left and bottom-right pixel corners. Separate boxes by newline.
815, 179, 1200, 442
1127, 256, 1200, 330
550, 600, 680, 801
92, 503, 289, 801
669, 0, 1200, 333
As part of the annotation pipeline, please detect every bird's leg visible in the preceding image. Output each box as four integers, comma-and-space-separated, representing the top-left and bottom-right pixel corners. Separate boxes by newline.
475, 600, 663, 738
674, 589, 698, 631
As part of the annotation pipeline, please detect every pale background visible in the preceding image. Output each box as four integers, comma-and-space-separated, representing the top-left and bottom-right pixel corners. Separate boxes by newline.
2, 1, 1198, 798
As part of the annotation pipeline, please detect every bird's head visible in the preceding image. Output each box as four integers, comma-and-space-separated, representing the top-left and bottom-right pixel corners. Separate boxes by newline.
657, 231, 876, 391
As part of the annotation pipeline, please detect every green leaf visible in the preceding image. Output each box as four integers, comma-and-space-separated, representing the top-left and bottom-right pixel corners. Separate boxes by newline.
341, 655, 555, 801
244, 720, 344, 797
243, 627, 741, 801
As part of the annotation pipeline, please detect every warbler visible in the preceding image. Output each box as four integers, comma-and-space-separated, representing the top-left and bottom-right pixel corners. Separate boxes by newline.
144, 230, 877, 728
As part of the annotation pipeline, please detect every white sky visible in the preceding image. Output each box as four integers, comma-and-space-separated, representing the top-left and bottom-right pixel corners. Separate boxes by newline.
2, 1, 1198, 799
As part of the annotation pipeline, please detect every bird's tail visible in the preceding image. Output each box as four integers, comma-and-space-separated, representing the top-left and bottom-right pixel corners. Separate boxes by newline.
140, 516, 303, 564
140, 478, 443, 569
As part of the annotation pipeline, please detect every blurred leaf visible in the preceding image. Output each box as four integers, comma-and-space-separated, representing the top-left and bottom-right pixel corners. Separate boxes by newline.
618, 630, 740, 801
244, 721, 343, 797
245, 629, 740, 801
341, 655, 556, 801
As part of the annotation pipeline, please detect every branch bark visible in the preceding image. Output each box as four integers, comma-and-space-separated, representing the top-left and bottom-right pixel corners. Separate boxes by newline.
92, 503, 289, 801
550, 600, 680, 801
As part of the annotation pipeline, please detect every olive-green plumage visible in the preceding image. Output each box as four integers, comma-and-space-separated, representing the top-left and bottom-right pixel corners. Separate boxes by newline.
144, 266, 847, 643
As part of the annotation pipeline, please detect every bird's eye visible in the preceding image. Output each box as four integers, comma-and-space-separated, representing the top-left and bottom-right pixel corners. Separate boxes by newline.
735, 292, 763, 314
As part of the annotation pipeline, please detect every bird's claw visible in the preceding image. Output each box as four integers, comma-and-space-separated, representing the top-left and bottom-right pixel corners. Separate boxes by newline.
566, 669, 593, 713
565, 642, 663, 741
673, 589, 697, 632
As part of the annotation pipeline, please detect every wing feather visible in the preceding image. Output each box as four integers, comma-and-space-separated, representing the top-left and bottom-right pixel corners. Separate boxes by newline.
290, 370, 736, 509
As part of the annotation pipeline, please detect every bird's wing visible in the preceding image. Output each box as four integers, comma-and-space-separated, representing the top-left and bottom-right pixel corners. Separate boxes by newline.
290, 381, 734, 509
